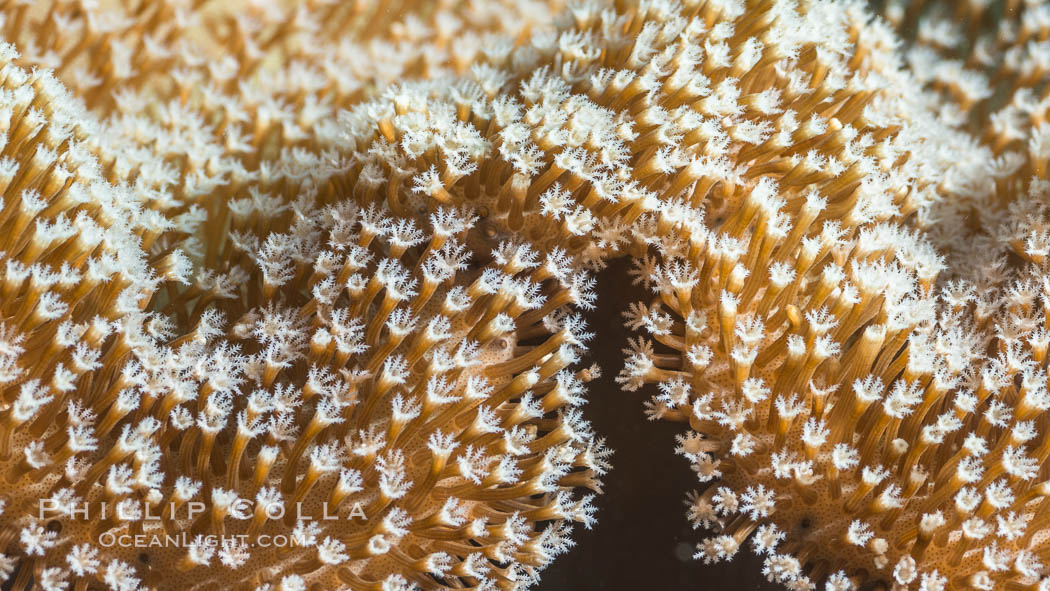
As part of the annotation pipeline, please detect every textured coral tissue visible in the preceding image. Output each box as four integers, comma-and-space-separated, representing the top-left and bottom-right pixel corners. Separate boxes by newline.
0, 1, 1048, 591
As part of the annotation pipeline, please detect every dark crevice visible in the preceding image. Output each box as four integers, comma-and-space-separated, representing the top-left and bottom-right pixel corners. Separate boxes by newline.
538, 259, 779, 591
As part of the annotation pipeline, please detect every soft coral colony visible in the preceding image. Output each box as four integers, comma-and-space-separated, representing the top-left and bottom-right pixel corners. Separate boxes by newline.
0, 1, 1040, 591
0, 1, 609, 590
623, 2, 1050, 591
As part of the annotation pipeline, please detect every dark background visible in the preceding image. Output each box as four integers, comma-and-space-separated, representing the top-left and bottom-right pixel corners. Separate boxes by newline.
538, 259, 778, 590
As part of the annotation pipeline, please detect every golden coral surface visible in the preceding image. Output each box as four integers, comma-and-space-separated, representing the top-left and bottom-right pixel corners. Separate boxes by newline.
0, 1, 1048, 591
